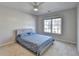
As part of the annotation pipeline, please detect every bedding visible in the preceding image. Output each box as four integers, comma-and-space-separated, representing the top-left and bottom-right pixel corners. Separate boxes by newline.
16, 31, 55, 55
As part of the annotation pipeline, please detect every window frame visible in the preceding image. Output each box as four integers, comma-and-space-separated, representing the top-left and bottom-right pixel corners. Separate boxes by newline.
43, 17, 62, 35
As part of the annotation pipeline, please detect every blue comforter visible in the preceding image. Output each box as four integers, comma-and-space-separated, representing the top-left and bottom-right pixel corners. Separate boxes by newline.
17, 33, 54, 53
21, 34, 52, 46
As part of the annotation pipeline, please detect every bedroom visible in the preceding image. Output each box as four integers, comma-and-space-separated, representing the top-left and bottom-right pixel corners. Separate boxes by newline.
0, 2, 79, 56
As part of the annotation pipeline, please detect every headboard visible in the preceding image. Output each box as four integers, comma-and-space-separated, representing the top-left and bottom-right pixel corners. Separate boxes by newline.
16, 29, 33, 35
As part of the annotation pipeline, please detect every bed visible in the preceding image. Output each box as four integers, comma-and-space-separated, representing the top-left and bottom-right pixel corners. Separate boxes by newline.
16, 29, 55, 56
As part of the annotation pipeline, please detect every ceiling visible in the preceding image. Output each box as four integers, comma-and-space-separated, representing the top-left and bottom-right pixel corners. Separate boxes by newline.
0, 2, 78, 15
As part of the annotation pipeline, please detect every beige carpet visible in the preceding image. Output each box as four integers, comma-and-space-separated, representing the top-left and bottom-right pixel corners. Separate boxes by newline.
0, 41, 79, 56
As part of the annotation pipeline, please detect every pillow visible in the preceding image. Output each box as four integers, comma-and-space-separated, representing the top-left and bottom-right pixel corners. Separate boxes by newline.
20, 32, 31, 37
21, 32, 35, 36
27, 32, 32, 35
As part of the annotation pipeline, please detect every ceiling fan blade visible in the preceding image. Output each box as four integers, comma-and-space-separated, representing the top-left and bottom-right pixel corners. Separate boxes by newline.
29, 2, 44, 8
38, 2, 44, 6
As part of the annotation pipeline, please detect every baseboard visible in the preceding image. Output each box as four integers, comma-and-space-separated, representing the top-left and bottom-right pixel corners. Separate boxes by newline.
0, 40, 16, 47
56, 39, 76, 45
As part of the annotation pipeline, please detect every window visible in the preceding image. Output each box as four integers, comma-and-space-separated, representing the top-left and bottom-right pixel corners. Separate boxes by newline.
44, 20, 51, 33
44, 18, 62, 34
52, 18, 62, 34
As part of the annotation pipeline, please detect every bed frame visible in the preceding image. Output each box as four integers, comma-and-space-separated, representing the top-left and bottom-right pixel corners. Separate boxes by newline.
36, 41, 54, 56
16, 29, 55, 56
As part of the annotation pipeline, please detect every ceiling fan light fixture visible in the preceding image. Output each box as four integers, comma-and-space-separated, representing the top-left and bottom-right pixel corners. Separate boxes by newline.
34, 8, 38, 11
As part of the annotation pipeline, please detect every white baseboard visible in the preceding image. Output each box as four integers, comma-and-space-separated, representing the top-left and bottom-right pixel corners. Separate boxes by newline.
0, 40, 16, 47
56, 39, 76, 45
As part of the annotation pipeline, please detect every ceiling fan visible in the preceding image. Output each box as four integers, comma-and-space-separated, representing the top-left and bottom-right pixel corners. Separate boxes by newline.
31, 2, 44, 11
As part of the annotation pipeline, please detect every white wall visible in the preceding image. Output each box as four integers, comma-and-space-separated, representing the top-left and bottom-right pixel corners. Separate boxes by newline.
0, 6, 36, 45
36, 8, 77, 44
